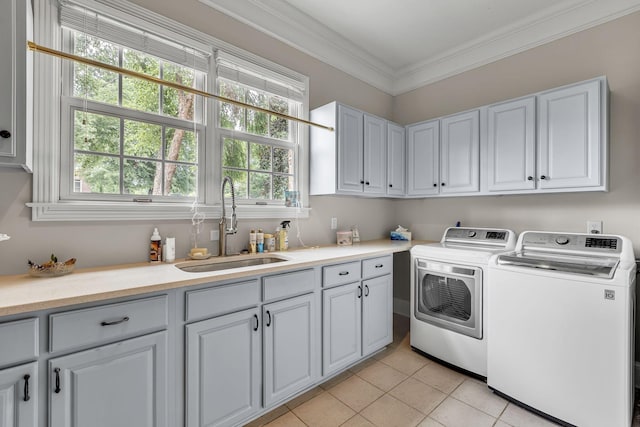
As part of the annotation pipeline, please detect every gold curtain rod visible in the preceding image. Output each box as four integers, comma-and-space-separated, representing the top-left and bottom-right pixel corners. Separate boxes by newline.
27, 41, 334, 132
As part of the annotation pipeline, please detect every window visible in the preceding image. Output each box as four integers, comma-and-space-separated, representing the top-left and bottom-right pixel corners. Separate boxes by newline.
30, 0, 309, 220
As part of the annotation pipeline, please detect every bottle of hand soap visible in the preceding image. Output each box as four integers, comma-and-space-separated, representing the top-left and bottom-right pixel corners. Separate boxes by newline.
150, 227, 162, 263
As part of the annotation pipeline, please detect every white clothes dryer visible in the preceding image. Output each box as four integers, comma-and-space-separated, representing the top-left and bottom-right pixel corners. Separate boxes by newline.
410, 227, 516, 378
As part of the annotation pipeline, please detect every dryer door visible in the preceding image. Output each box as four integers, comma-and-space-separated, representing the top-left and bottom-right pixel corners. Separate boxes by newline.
414, 259, 483, 339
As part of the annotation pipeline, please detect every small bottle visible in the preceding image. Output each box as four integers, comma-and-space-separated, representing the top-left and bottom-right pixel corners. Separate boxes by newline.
249, 229, 257, 254
150, 227, 162, 263
164, 237, 176, 263
278, 221, 290, 251
256, 229, 264, 253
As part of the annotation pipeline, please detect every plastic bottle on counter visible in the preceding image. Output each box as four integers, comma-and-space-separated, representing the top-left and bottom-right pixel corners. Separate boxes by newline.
249, 229, 257, 254
265, 233, 276, 252
256, 229, 264, 253
150, 227, 162, 263
277, 221, 290, 251
164, 237, 175, 262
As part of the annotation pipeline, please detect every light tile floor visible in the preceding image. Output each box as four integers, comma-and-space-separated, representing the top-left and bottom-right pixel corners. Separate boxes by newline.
247, 314, 640, 427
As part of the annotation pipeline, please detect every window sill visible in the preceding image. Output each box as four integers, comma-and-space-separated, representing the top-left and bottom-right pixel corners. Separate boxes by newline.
26, 201, 310, 222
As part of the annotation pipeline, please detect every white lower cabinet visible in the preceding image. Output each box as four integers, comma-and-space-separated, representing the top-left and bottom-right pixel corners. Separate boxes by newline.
263, 293, 317, 407
322, 282, 362, 375
185, 308, 261, 427
0, 362, 37, 427
322, 257, 393, 377
49, 331, 168, 427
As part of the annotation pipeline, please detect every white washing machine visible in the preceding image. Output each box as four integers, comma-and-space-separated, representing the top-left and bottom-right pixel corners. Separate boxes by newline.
410, 227, 516, 378
487, 231, 636, 427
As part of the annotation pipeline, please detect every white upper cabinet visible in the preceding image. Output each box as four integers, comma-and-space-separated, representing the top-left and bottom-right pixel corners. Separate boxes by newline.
537, 78, 605, 190
440, 110, 480, 194
386, 123, 406, 196
363, 114, 387, 195
406, 120, 439, 196
310, 102, 388, 196
486, 96, 536, 192
0, 0, 32, 171
337, 105, 365, 194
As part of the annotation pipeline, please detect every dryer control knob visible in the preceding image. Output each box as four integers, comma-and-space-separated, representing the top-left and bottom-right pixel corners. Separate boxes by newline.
467, 231, 477, 238
555, 236, 570, 245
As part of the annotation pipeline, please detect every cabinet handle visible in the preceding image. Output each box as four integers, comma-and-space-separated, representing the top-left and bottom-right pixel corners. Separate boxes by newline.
265, 310, 272, 327
357, 285, 362, 298
54, 368, 61, 393
365, 181, 370, 185
23, 374, 30, 402
389, 184, 392, 188
360, 180, 364, 184
253, 314, 259, 331
433, 183, 437, 187
0, 130, 10, 139
441, 182, 446, 186
100, 316, 130, 326
527, 176, 533, 181
540, 175, 547, 180
375, 264, 384, 268
338, 271, 349, 276
364, 285, 369, 297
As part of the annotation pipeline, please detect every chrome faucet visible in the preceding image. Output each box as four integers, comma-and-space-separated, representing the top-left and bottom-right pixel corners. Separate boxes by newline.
219, 176, 238, 257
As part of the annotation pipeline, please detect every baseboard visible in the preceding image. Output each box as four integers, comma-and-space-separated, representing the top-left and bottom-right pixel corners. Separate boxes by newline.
393, 298, 410, 317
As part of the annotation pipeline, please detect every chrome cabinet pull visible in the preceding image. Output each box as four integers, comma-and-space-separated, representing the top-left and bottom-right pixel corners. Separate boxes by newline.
54, 368, 61, 393
364, 285, 369, 297
23, 374, 30, 401
265, 310, 272, 327
253, 314, 259, 331
100, 316, 130, 326
338, 271, 349, 276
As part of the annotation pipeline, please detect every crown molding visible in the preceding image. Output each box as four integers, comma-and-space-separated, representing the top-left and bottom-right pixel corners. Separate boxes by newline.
200, 0, 640, 96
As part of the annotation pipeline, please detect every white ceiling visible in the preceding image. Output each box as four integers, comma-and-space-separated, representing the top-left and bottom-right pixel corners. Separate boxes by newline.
199, 0, 640, 95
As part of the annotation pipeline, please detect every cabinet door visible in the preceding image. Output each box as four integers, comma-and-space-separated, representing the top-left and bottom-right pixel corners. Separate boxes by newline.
186, 308, 261, 427
440, 110, 479, 194
0, 0, 31, 171
406, 120, 439, 196
487, 97, 536, 192
322, 282, 362, 376
0, 363, 37, 427
386, 123, 405, 196
362, 275, 393, 356
363, 114, 387, 195
337, 105, 364, 194
263, 293, 317, 407
49, 331, 167, 427
538, 79, 603, 189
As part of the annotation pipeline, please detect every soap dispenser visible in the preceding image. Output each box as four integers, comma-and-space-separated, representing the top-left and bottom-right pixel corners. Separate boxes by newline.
150, 227, 162, 263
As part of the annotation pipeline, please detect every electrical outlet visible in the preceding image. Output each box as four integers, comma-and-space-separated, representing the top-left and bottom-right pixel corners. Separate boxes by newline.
330, 217, 338, 230
587, 220, 603, 234
210, 230, 220, 241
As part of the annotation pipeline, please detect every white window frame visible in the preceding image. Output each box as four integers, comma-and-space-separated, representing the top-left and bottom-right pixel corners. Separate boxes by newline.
29, 0, 310, 221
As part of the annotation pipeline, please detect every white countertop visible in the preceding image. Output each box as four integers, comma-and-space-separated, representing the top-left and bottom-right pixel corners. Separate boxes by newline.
0, 240, 424, 316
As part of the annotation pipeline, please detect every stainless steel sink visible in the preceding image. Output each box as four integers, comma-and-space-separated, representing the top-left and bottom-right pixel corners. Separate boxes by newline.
176, 255, 288, 273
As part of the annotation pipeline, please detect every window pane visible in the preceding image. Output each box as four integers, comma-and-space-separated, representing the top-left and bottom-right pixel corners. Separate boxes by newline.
222, 138, 247, 168
273, 175, 292, 200
269, 96, 289, 140
122, 49, 160, 113
74, 154, 120, 194
245, 89, 268, 136
73, 33, 118, 104
163, 62, 196, 120
123, 159, 159, 195
249, 143, 271, 172
124, 120, 162, 159
273, 147, 293, 173
74, 111, 120, 154
222, 169, 248, 199
165, 128, 197, 163
165, 163, 197, 196
249, 172, 271, 199
219, 81, 245, 131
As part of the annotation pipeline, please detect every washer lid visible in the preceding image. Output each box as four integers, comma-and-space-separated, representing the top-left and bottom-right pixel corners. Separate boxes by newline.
497, 252, 620, 279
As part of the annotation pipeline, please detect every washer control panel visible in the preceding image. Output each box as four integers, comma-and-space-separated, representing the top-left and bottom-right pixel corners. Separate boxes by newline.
521, 232, 621, 253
